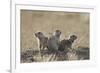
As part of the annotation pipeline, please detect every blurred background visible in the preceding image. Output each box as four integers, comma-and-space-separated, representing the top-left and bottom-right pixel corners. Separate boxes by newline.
21, 10, 89, 51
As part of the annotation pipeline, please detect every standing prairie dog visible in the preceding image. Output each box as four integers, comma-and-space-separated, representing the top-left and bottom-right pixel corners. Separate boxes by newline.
47, 30, 61, 61
35, 32, 48, 51
58, 35, 77, 52
47, 30, 61, 52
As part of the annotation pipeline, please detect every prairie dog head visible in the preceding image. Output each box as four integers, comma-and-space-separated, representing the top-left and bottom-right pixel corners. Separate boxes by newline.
53, 30, 61, 38
35, 32, 45, 40
70, 35, 77, 41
